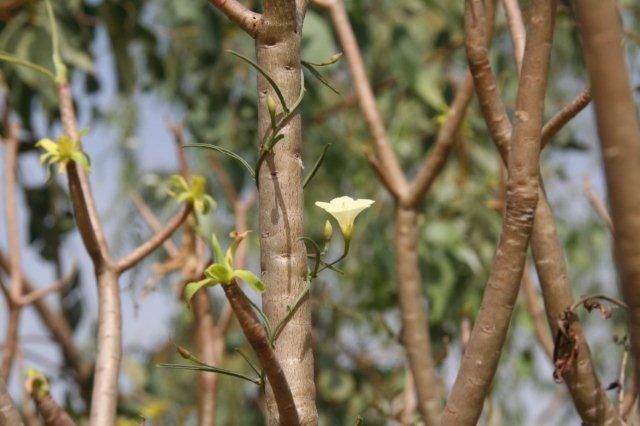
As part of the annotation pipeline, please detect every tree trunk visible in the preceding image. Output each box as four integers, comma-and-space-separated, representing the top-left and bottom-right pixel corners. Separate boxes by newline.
573, 0, 640, 396
394, 207, 443, 425
257, 1, 316, 424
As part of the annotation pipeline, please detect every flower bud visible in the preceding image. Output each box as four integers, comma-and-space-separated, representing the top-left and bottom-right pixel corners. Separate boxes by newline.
323, 220, 333, 242
267, 95, 277, 125
326, 52, 343, 64
177, 346, 193, 360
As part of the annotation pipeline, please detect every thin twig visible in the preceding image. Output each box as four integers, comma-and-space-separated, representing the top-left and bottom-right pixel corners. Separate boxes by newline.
115, 205, 192, 273
583, 177, 614, 233
541, 86, 592, 147
130, 192, 179, 257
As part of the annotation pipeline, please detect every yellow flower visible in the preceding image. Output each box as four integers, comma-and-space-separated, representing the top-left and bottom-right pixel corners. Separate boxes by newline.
36, 134, 91, 174
167, 174, 216, 214
315, 196, 374, 240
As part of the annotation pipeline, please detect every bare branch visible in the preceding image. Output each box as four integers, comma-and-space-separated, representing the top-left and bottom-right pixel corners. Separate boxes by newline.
130, 192, 179, 257
316, 0, 408, 197
57, 83, 110, 265
574, 0, 640, 391
443, 1, 556, 423
16, 265, 75, 307
464, 0, 513, 152
467, 0, 619, 422
209, 0, 263, 38
541, 86, 592, 147
403, 74, 475, 206
502, 0, 525, 73
115, 205, 192, 273
584, 177, 614, 233
521, 266, 554, 359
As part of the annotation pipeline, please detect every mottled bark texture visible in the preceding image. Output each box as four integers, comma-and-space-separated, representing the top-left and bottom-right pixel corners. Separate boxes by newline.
442, 0, 556, 423
573, 0, 640, 404
464, 0, 619, 422
256, 1, 316, 424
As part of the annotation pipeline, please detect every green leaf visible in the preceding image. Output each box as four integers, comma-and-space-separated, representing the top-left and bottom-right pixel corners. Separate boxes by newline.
0, 50, 56, 81
233, 270, 265, 293
302, 61, 339, 94
185, 143, 255, 178
210, 233, 224, 264
184, 278, 215, 308
226, 50, 289, 112
157, 363, 261, 385
303, 143, 332, 188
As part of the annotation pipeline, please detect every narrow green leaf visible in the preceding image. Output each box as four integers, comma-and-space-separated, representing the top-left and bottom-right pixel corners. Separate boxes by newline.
157, 363, 261, 385
234, 348, 262, 377
233, 269, 266, 293
185, 143, 255, 178
255, 134, 285, 188
303, 143, 332, 188
302, 62, 339, 94
227, 50, 289, 112
300, 237, 322, 279
0, 51, 56, 81
45, 0, 66, 82
304, 52, 343, 67
209, 233, 224, 264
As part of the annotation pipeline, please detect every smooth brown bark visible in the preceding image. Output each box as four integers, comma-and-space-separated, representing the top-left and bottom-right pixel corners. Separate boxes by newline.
442, 1, 556, 423
573, 0, 640, 403
394, 208, 443, 423
464, 0, 620, 423
256, 1, 315, 424
222, 282, 299, 425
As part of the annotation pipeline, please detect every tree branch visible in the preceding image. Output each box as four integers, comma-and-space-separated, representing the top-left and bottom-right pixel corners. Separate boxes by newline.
209, 0, 263, 38
130, 192, 179, 257
541, 86, 592, 147
502, 0, 525, 73
573, 0, 640, 394
443, 1, 556, 423
1, 119, 21, 379
315, 0, 408, 198
222, 282, 299, 425
115, 205, 192, 273
402, 74, 475, 207
0, 376, 22, 425
464, 0, 619, 422
521, 265, 554, 359
0, 250, 89, 396
584, 177, 614, 233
